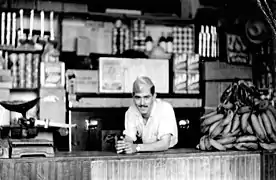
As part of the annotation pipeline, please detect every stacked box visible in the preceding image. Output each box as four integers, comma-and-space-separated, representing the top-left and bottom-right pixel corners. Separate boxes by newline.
187, 54, 200, 94
173, 53, 200, 94
188, 72, 200, 94
173, 72, 187, 93
39, 88, 66, 124
40, 62, 65, 88
187, 54, 199, 71
173, 53, 187, 93
66, 69, 99, 94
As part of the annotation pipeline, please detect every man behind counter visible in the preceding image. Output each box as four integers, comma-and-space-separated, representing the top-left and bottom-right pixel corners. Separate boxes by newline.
115, 76, 178, 154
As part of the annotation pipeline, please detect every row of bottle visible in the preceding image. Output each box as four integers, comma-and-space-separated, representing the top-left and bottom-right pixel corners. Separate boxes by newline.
198, 25, 219, 58
145, 32, 173, 53
0, 10, 55, 48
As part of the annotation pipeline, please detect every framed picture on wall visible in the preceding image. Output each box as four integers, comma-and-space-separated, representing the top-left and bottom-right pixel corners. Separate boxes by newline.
99, 57, 169, 93
99, 58, 125, 93
226, 33, 251, 65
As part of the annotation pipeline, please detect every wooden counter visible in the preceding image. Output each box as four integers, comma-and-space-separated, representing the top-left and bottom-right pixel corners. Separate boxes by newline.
0, 148, 273, 180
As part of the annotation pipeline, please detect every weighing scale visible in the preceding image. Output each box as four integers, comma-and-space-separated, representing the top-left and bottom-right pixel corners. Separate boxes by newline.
0, 97, 76, 158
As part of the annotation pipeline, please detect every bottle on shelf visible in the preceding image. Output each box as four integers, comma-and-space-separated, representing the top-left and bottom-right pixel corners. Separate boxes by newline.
158, 32, 166, 51
145, 31, 153, 52
205, 26, 210, 58
199, 25, 205, 57
166, 32, 173, 53
210, 26, 215, 57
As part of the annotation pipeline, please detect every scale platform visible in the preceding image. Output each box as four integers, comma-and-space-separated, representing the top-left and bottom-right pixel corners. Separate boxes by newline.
9, 139, 54, 158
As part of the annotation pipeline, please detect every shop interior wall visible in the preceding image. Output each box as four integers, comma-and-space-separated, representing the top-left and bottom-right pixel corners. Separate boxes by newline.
5, 0, 257, 151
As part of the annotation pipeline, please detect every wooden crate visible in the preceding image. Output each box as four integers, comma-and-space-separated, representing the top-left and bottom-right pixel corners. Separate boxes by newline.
203, 61, 252, 81
205, 81, 232, 108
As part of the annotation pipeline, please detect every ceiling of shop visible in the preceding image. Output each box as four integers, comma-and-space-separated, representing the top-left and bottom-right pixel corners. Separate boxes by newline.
9, 0, 270, 19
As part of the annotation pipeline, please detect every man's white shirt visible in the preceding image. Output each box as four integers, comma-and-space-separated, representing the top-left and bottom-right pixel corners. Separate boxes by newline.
123, 99, 178, 148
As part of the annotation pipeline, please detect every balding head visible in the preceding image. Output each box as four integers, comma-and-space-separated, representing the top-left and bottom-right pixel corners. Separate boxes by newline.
132, 76, 155, 95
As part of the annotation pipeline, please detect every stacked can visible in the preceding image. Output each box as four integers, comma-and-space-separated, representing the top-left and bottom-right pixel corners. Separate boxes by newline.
25, 53, 32, 88
32, 54, 40, 88
18, 53, 25, 88
124, 28, 130, 51
131, 20, 146, 51
9, 53, 18, 88
112, 20, 130, 55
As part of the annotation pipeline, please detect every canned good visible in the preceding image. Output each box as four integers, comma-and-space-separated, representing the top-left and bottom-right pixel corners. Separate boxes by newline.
32, 54, 40, 88
25, 53, 32, 88
112, 28, 119, 55
9, 53, 18, 88
18, 53, 25, 88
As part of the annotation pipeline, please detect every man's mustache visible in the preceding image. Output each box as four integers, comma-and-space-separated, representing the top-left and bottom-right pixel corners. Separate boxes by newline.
139, 105, 148, 108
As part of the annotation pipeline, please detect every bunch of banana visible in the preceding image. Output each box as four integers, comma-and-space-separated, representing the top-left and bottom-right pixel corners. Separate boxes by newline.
197, 78, 276, 151
197, 101, 276, 151
198, 108, 238, 151
251, 104, 276, 150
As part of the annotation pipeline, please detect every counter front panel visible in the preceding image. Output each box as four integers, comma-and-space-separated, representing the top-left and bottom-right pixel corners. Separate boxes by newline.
0, 149, 265, 180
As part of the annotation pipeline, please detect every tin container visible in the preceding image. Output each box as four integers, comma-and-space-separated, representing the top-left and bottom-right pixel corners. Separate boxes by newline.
25, 53, 32, 88
32, 54, 40, 88
111, 28, 118, 54
18, 53, 25, 88
9, 53, 18, 88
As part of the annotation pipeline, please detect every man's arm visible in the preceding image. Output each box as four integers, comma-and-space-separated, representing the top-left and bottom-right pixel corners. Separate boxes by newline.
137, 134, 172, 152
115, 108, 137, 153
124, 134, 172, 154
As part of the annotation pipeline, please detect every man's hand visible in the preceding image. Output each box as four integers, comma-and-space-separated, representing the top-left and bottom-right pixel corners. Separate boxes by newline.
115, 135, 138, 154
115, 136, 126, 154
124, 142, 138, 154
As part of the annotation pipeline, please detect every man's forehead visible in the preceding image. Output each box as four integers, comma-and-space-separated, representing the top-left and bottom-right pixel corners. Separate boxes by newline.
134, 90, 152, 97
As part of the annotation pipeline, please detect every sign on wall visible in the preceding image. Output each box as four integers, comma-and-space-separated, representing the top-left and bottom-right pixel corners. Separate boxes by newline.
226, 33, 251, 65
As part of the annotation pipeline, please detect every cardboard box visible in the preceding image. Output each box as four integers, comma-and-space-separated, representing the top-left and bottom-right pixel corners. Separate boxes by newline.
39, 88, 66, 124
187, 54, 199, 71
66, 69, 98, 93
173, 53, 199, 72
173, 54, 187, 72
0, 70, 12, 88
187, 72, 200, 94
173, 71, 188, 94
40, 62, 65, 88
205, 82, 232, 108
204, 61, 252, 81
62, 20, 113, 54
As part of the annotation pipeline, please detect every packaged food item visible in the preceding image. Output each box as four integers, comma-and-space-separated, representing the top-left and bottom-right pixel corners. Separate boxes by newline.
25, 53, 32, 88
187, 53, 200, 71
40, 62, 65, 88
18, 53, 25, 88
173, 54, 187, 72
187, 72, 200, 94
66, 69, 98, 94
173, 71, 187, 93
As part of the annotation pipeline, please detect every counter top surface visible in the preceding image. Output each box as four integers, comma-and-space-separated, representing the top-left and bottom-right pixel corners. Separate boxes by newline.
0, 148, 263, 162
